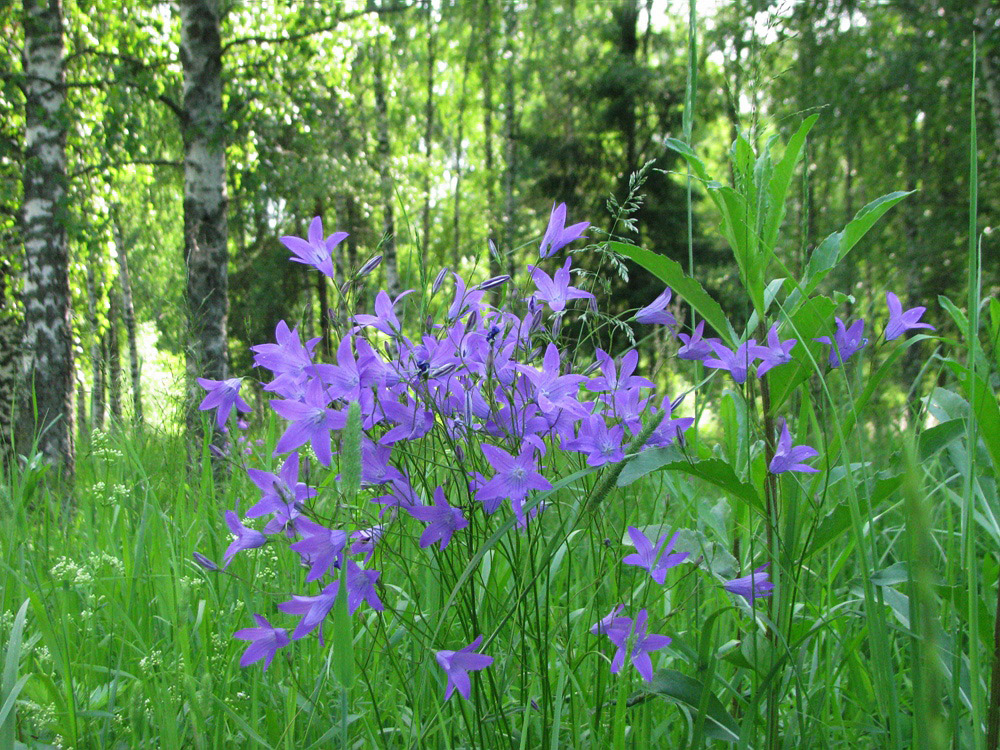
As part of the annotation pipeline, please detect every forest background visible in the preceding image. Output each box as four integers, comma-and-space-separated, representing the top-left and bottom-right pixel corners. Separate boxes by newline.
1, 0, 998, 465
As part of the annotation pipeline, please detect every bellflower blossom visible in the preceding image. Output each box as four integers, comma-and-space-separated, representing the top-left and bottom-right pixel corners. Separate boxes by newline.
246, 451, 316, 520
477, 443, 552, 518
587, 349, 654, 393
270, 384, 348, 467
406, 487, 469, 550
223, 510, 266, 568
344, 560, 384, 613
352, 289, 414, 337
563, 415, 625, 467
289, 517, 348, 582
676, 320, 719, 361
601, 609, 672, 683
279, 581, 340, 641
815, 317, 867, 367
885, 292, 934, 341
538, 202, 589, 258
196, 377, 251, 429
768, 418, 820, 474
634, 287, 676, 325
703, 340, 759, 384
622, 526, 687, 584
723, 563, 774, 603
280, 215, 348, 279
529, 258, 595, 313
753, 323, 797, 377
234, 615, 289, 671
435, 636, 494, 700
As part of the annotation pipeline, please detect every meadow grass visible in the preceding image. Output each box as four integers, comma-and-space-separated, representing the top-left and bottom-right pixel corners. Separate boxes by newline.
0, 21, 993, 750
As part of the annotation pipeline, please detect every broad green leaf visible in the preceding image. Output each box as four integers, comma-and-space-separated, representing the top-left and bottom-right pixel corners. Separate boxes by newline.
940, 358, 1000, 473
611, 242, 737, 346
762, 115, 818, 252
799, 190, 913, 302
646, 669, 740, 742
617, 447, 764, 515
663, 137, 713, 183
918, 418, 966, 460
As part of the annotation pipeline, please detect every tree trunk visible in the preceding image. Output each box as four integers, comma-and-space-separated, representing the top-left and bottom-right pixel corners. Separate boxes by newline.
452, 31, 473, 265
372, 35, 399, 296
500, 0, 518, 275
420, 0, 436, 268
0, 260, 18, 460
113, 217, 143, 427
86, 248, 103, 431
18, 0, 74, 475
481, 0, 499, 275
179, 0, 229, 449
108, 290, 122, 423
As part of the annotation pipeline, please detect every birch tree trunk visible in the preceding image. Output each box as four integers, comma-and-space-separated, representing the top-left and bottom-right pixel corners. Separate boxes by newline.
373, 34, 399, 296
107, 290, 122, 423
113, 217, 143, 427
86, 250, 104, 431
18, 0, 74, 474
481, 0, 499, 276
179, 0, 229, 445
500, 0, 518, 275
0, 261, 19, 460
420, 0, 436, 267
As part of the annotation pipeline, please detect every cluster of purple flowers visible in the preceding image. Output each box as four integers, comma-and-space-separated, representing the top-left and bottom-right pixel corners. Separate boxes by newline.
197, 204, 702, 699
196, 200, 934, 700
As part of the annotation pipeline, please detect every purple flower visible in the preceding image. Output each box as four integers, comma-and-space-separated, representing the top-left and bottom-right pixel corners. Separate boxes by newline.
563, 415, 625, 467
529, 257, 595, 313
193, 551, 219, 572
290, 517, 349, 582
723, 563, 774, 603
448, 273, 486, 320
703, 340, 759, 384
356, 254, 383, 279
587, 349, 654, 393
233, 614, 289, 671
223, 510, 266, 568
252, 321, 318, 398
280, 216, 348, 279
753, 323, 797, 377
590, 604, 630, 638
768, 418, 819, 474
270, 386, 348, 467
245, 452, 316, 522
279, 581, 340, 640
676, 320, 719, 361
815, 317, 867, 368
196, 377, 251, 429
885, 292, 934, 341
477, 443, 552, 517
352, 289, 414, 337
514, 343, 587, 417
350, 525, 386, 563
634, 287, 676, 326
601, 609, 672, 683
406, 487, 469, 550
435, 635, 494, 700
622, 526, 687, 584
539, 202, 589, 258
344, 560, 384, 613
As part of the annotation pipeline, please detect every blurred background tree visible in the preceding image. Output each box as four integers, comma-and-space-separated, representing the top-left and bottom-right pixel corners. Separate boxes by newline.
2, 0, 996, 466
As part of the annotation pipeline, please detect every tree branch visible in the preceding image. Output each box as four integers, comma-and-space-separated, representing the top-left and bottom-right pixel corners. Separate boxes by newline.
221, 2, 414, 54
69, 159, 183, 180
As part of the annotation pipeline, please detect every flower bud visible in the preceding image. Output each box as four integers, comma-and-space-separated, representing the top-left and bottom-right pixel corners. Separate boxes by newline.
432, 267, 450, 295
476, 274, 510, 292
356, 254, 383, 279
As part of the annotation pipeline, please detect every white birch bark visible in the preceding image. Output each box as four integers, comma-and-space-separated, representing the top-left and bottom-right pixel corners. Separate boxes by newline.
18, 0, 74, 473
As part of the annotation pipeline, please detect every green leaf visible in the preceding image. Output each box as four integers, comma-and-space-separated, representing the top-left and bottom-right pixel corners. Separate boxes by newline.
611, 242, 737, 346
918, 418, 966, 460
618, 447, 764, 515
767, 293, 838, 411
802, 190, 913, 293
646, 669, 740, 742
762, 115, 818, 252
940, 358, 1000, 473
